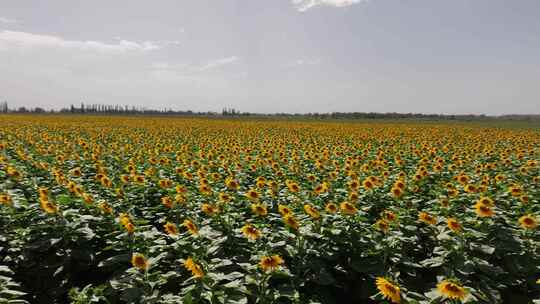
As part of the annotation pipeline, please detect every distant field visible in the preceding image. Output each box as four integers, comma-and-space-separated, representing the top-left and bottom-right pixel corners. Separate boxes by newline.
0, 115, 539, 303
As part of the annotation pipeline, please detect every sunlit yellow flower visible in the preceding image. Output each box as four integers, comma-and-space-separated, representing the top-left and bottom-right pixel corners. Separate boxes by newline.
0, 193, 12, 206
325, 202, 338, 213
259, 255, 284, 272
159, 179, 172, 188
131, 253, 148, 271
474, 201, 494, 217
283, 214, 300, 230
286, 181, 300, 193
183, 219, 198, 235
447, 218, 461, 232
246, 189, 260, 201
362, 178, 374, 190
437, 280, 467, 301
201, 203, 219, 216
40, 199, 58, 214
464, 184, 477, 193
134, 175, 145, 184
241, 224, 261, 240
251, 203, 268, 216
98, 201, 113, 214
375, 219, 389, 233
519, 214, 538, 229
509, 185, 523, 197
375, 277, 401, 303
477, 197, 494, 207
184, 257, 204, 278
163, 221, 178, 235
219, 192, 232, 202
124, 222, 135, 234
390, 187, 403, 198
225, 177, 239, 190
340, 202, 357, 215
383, 210, 397, 222
278, 204, 292, 216
161, 196, 174, 209
304, 204, 320, 219
419, 212, 437, 225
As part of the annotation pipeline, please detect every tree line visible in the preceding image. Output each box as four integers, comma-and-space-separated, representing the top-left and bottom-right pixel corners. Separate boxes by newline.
1, 101, 539, 121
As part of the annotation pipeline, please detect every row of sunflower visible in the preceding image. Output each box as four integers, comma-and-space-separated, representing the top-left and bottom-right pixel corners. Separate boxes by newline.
0, 115, 539, 303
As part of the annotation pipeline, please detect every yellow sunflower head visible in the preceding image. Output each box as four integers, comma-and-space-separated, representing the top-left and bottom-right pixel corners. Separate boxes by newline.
375, 277, 401, 304
131, 253, 148, 271
437, 280, 467, 301
518, 214, 538, 230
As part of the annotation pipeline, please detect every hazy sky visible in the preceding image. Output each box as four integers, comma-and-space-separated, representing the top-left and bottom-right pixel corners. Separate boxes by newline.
1, 0, 539, 114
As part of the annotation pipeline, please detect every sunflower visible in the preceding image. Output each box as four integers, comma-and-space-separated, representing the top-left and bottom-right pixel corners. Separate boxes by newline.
225, 178, 239, 190
383, 211, 397, 222
219, 192, 232, 202
119, 213, 131, 226
287, 181, 300, 193
161, 196, 174, 209
474, 201, 494, 217
447, 218, 461, 232
509, 185, 523, 197
457, 175, 469, 184
477, 196, 494, 207
314, 183, 326, 194
518, 214, 538, 229
246, 189, 260, 201
447, 189, 458, 197
120, 174, 130, 183
419, 212, 437, 225
340, 202, 358, 215
283, 214, 300, 230
184, 257, 204, 278
464, 184, 477, 193
259, 255, 284, 272
325, 202, 338, 213
40, 199, 58, 214
159, 179, 172, 188
278, 204, 292, 216
201, 203, 219, 216
124, 222, 135, 234
437, 280, 467, 301
375, 277, 401, 304
0, 193, 12, 206
241, 224, 261, 240
251, 203, 268, 216
163, 222, 178, 235
38, 187, 49, 200
390, 187, 403, 198
98, 201, 113, 214
304, 204, 320, 219
439, 198, 450, 208
348, 179, 360, 190
199, 184, 212, 195
131, 253, 148, 271
183, 219, 198, 235
134, 175, 145, 184
362, 179, 374, 190
375, 219, 390, 233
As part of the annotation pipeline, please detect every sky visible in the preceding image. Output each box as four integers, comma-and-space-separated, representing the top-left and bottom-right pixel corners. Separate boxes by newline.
0, 0, 539, 115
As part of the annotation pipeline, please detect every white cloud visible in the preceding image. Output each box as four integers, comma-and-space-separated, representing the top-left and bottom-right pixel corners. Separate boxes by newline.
0, 17, 17, 24
292, 0, 364, 12
199, 56, 239, 70
285, 57, 321, 67
0, 30, 167, 53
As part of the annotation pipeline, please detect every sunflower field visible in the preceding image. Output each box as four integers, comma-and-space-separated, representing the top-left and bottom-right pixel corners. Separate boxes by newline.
0, 115, 539, 304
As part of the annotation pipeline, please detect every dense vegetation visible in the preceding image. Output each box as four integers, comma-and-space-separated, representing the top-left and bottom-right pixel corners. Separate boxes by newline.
0, 115, 539, 303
